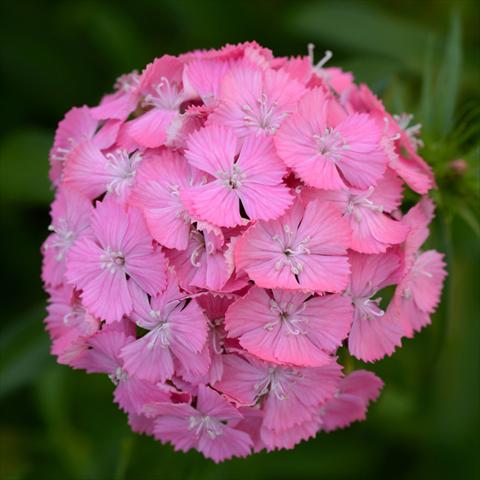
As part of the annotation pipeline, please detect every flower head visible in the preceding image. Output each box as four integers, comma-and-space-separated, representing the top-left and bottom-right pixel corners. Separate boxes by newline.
43, 41, 445, 461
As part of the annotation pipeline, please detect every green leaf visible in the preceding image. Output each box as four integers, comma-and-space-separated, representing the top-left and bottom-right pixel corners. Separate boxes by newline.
434, 12, 462, 135
0, 129, 53, 205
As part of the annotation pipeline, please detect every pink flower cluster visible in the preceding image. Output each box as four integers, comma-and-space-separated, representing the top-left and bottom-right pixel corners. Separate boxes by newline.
42, 42, 446, 462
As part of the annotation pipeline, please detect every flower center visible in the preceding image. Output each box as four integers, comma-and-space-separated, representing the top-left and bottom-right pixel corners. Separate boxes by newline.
146, 321, 171, 349
354, 296, 384, 320
47, 218, 75, 261
242, 93, 285, 134
265, 299, 307, 335
101, 247, 126, 274
50, 137, 76, 163
143, 77, 184, 111
218, 163, 245, 190
108, 366, 128, 385
105, 149, 142, 196
345, 187, 383, 222
272, 225, 311, 276
114, 70, 140, 93
188, 415, 224, 439
63, 303, 98, 336
313, 128, 348, 160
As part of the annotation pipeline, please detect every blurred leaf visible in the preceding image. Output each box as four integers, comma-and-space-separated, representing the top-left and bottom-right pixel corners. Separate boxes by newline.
457, 205, 480, 236
289, 1, 434, 72
0, 304, 50, 400
0, 129, 52, 205
434, 12, 462, 135
35, 366, 94, 479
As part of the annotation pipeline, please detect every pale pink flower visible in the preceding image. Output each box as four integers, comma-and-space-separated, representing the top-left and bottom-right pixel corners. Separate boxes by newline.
151, 385, 253, 462
346, 251, 403, 362
235, 199, 351, 292
225, 287, 352, 366
275, 88, 388, 190
120, 273, 208, 383
320, 370, 383, 431
66, 197, 167, 323
184, 124, 293, 227
208, 61, 306, 136
42, 188, 93, 287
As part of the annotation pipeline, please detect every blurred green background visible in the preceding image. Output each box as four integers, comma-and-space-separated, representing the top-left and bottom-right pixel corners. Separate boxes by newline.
1, 0, 479, 479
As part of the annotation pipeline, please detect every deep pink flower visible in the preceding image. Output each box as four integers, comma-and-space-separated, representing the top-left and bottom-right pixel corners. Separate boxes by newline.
66, 197, 167, 322
235, 198, 351, 292
184, 124, 293, 227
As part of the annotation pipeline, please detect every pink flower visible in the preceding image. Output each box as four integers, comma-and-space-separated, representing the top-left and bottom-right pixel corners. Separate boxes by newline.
196, 293, 235, 384
275, 88, 388, 190
66, 197, 167, 323
42, 188, 93, 287
225, 287, 352, 366
49, 106, 120, 184
235, 199, 351, 292
45, 285, 99, 357
346, 251, 403, 362
74, 322, 173, 414
151, 385, 253, 462
91, 70, 141, 120
183, 124, 293, 227
320, 370, 383, 431
125, 55, 189, 148
216, 354, 341, 435
167, 225, 231, 291
345, 84, 434, 194
208, 61, 306, 136
63, 141, 143, 201
383, 199, 446, 337
182, 58, 229, 107
120, 273, 208, 383
310, 169, 410, 253
42, 42, 445, 461
130, 149, 205, 250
